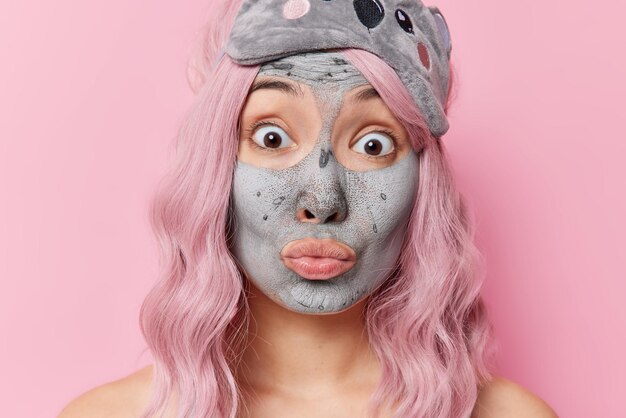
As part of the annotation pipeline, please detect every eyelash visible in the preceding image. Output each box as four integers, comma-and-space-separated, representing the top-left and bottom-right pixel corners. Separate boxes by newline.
244, 121, 285, 154
244, 120, 400, 160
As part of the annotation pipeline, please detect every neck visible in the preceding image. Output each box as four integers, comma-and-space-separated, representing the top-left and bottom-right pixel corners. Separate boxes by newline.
235, 280, 380, 396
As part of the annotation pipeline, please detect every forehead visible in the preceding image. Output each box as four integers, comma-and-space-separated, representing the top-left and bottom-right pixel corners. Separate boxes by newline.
248, 75, 378, 103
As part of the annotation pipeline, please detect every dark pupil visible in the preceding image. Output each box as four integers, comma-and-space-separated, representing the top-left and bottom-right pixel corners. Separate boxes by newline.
263, 132, 282, 148
395, 9, 413, 34
365, 140, 382, 155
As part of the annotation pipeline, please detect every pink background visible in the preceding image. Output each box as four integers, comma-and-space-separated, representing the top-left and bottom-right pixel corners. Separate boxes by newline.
1, 0, 624, 417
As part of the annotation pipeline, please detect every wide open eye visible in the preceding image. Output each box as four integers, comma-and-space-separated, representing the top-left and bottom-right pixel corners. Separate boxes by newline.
251, 124, 296, 150
352, 131, 395, 157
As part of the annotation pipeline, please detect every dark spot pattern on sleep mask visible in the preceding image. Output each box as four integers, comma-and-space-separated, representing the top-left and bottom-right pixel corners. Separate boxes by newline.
225, 0, 453, 138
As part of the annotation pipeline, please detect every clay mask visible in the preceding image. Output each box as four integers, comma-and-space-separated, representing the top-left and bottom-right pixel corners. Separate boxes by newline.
229, 51, 419, 313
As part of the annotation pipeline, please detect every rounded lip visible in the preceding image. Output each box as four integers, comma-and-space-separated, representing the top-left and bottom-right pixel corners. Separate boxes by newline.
280, 237, 357, 262
280, 237, 357, 280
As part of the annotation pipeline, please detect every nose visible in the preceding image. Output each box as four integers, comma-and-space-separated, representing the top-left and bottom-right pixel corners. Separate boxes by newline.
296, 190, 347, 224
295, 148, 348, 224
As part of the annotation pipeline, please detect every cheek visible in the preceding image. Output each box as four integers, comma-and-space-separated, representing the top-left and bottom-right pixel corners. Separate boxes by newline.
230, 164, 289, 239
228, 164, 297, 289
352, 153, 419, 240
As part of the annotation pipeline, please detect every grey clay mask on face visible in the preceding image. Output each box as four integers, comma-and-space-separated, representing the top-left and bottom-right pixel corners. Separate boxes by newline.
229, 51, 419, 314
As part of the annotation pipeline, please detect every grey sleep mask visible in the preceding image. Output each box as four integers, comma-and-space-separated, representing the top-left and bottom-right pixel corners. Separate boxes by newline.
224, 0, 453, 138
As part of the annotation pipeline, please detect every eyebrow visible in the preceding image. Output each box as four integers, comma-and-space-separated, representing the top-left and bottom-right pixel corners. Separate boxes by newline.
249, 79, 304, 97
350, 86, 381, 103
250, 79, 381, 102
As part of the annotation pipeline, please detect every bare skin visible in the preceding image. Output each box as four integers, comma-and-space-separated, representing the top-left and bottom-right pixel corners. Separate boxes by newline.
57, 364, 558, 417
235, 281, 387, 417
58, 78, 559, 418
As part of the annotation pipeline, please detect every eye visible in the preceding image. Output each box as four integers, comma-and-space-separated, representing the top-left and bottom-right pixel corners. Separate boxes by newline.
395, 9, 414, 34
250, 123, 295, 150
352, 131, 395, 157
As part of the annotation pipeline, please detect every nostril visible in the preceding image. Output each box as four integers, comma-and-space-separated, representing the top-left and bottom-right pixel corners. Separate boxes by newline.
326, 212, 339, 222
297, 208, 319, 223
297, 207, 345, 223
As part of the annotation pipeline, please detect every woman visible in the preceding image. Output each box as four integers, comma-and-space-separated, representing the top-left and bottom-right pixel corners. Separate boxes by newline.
59, 0, 558, 417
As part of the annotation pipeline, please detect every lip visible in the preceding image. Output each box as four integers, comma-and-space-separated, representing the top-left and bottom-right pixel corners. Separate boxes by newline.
280, 237, 357, 280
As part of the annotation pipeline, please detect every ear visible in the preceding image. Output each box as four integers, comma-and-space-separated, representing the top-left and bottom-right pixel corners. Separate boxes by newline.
428, 6, 452, 59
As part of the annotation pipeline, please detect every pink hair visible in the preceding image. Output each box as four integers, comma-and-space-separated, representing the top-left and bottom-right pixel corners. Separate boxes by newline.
139, 2, 497, 417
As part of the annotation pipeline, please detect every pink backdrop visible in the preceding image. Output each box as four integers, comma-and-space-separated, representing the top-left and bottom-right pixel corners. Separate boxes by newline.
1, 1, 624, 417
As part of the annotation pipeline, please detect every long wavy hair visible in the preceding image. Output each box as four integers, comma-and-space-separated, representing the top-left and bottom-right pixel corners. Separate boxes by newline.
138, 1, 497, 417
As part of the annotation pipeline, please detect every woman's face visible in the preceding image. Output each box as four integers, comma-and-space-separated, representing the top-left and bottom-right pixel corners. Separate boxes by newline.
229, 52, 419, 314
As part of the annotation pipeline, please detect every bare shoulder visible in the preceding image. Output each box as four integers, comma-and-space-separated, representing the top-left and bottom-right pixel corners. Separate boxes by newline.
57, 365, 154, 418
471, 376, 559, 418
